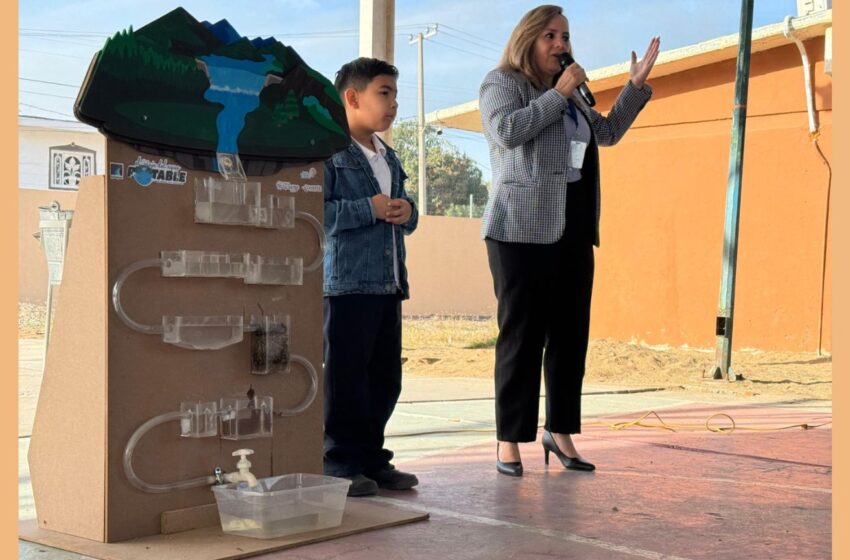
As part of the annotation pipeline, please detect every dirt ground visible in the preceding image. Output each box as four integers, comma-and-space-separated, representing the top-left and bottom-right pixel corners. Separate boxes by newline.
20, 305, 831, 401
401, 317, 832, 401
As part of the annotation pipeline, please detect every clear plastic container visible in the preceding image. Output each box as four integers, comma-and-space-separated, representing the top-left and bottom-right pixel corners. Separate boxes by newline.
248, 315, 290, 375
162, 315, 244, 350
244, 255, 303, 286
194, 178, 261, 226
179, 401, 219, 438
211, 474, 351, 539
161, 250, 246, 278
219, 395, 273, 440
252, 195, 296, 229
195, 178, 296, 230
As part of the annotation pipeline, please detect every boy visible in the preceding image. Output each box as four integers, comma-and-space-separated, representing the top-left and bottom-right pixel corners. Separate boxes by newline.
322, 57, 419, 497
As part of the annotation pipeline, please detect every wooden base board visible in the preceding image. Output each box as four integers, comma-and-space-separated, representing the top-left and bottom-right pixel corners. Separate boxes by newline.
20, 500, 428, 560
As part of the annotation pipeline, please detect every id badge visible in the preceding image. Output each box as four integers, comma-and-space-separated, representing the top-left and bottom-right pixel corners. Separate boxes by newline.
569, 140, 588, 170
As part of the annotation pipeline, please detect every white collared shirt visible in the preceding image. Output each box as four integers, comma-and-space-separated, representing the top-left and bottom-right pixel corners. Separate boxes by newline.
353, 133, 400, 288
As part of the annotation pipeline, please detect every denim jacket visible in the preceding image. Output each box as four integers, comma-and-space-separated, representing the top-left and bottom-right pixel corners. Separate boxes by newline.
323, 139, 419, 299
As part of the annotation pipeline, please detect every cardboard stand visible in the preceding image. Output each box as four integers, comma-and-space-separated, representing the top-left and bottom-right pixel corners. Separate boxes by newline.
23, 139, 426, 554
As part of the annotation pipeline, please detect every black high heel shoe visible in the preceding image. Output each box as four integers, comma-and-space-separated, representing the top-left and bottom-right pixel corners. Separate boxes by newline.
496, 442, 523, 477
542, 430, 595, 471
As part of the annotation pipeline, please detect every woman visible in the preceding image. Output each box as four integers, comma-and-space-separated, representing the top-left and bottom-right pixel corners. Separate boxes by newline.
480, 5, 660, 476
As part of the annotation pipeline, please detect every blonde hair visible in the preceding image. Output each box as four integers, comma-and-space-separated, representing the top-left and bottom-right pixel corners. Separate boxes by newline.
499, 5, 569, 90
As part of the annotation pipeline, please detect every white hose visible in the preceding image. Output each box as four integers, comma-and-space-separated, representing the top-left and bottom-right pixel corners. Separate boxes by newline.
784, 14, 830, 355
123, 411, 216, 493
112, 258, 164, 334
296, 211, 325, 272
783, 15, 818, 135
275, 354, 319, 416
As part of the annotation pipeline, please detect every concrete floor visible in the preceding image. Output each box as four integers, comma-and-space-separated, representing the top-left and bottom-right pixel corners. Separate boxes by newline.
18, 339, 832, 559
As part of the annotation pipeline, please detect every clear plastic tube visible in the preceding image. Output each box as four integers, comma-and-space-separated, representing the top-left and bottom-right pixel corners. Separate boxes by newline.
296, 211, 326, 272
112, 258, 164, 334
123, 411, 217, 493
276, 354, 319, 416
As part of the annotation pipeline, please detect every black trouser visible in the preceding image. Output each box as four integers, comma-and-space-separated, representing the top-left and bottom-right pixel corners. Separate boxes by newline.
485, 236, 595, 441
323, 293, 402, 476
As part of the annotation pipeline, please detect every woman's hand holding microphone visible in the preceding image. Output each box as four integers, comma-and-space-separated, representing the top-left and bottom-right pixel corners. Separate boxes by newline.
553, 61, 587, 100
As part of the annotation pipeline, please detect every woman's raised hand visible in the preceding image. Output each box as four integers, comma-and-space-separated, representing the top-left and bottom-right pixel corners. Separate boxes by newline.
629, 36, 661, 89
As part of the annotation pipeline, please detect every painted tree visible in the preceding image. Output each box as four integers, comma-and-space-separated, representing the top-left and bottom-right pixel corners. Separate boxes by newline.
273, 90, 300, 124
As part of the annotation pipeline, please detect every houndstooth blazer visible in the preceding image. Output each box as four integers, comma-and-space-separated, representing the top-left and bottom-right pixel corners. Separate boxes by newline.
479, 68, 652, 246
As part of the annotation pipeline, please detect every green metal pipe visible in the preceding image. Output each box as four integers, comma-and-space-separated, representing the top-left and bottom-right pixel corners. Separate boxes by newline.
709, 0, 755, 382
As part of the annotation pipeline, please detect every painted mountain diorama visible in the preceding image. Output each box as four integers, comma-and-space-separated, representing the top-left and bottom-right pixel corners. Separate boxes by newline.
74, 7, 350, 166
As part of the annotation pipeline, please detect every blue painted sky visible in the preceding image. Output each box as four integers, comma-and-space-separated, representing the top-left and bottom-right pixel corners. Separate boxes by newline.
20, 0, 800, 181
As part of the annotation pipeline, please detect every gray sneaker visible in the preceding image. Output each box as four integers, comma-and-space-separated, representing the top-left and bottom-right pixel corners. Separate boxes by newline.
344, 474, 378, 497
365, 465, 419, 490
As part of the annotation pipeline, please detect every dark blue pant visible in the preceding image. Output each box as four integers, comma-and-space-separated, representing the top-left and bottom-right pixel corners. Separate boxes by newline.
323, 294, 402, 477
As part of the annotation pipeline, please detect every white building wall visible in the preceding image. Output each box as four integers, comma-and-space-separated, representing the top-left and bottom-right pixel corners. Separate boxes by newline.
19, 118, 106, 191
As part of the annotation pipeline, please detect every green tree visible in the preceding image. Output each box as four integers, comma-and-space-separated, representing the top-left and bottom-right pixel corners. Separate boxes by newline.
391, 120, 488, 217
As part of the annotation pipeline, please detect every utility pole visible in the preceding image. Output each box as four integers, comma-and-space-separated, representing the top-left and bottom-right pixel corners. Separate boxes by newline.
359, 0, 395, 144
707, 0, 754, 382
409, 25, 438, 215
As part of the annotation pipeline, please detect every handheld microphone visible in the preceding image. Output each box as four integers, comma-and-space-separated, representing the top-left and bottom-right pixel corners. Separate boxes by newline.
557, 52, 596, 107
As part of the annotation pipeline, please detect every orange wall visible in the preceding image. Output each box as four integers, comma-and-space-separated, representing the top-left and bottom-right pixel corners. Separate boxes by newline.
406, 40, 832, 353
404, 216, 496, 317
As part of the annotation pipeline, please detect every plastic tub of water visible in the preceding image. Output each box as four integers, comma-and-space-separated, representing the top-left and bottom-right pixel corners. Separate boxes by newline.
211, 473, 351, 539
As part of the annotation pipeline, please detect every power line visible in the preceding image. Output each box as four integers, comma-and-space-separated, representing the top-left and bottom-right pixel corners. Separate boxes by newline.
20, 48, 90, 60
397, 22, 437, 28
20, 78, 80, 88
442, 128, 484, 137
19, 103, 75, 118
429, 40, 498, 62
396, 88, 470, 103
251, 27, 364, 38
20, 31, 105, 40
438, 28, 502, 54
20, 36, 105, 48
438, 23, 504, 49
442, 131, 486, 143
18, 23, 439, 40
20, 27, 110, 36
20, 90, 77, 100
398, 81, 476, 95
280, 32, 357, 38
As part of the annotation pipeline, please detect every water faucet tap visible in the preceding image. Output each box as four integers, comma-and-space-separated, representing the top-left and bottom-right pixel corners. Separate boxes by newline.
223, 448, 258, 488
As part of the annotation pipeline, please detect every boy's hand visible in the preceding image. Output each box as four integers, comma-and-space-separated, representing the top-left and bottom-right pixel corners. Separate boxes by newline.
371, 193, 392, 220
386, 198, 412, 224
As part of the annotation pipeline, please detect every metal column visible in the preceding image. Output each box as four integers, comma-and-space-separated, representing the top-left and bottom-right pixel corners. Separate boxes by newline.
707, 0, 755, 382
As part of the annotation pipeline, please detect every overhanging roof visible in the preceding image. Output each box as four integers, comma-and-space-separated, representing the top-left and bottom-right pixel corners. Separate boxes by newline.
426, 9, 832, 133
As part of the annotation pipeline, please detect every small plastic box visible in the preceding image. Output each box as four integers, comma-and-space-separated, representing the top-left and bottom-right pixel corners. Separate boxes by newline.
161, 250, 246, 278
161, 315, 244, 350
248, 314, 290, 375
219, 395, 273, 440
179, 401, 218, 438
211, 474, 351, 539
244, 255, 303, 286
194, 178, 261, 226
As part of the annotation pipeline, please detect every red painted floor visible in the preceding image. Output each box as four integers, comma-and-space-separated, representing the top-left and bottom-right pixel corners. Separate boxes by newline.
261, 403, 831, 559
